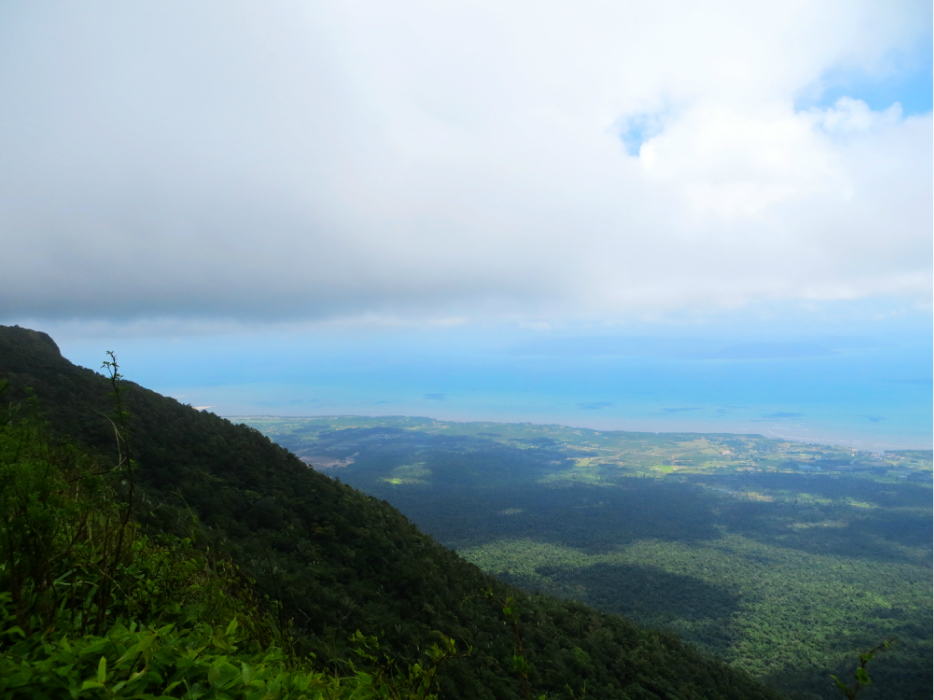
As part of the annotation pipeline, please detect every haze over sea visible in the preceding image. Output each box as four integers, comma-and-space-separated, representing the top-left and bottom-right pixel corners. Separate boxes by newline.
53, 308, 933, 452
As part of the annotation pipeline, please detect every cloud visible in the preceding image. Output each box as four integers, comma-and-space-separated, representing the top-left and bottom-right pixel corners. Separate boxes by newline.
0, 1, 930, 326
663, 407, 699, 414
762, 412, 803, 418
707, 343, 837, 360
577, 401, 614, 410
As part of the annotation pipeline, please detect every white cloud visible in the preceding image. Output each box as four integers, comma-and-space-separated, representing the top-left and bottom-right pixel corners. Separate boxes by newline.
815, 97, 904, 133
0, 0, 929, 325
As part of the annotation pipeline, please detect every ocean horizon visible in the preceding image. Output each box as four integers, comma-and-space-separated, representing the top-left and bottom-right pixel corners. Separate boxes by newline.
54, 322, 933, 453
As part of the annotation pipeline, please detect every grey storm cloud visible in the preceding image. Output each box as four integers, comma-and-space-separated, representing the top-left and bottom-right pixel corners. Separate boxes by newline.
0, 2, 931, 325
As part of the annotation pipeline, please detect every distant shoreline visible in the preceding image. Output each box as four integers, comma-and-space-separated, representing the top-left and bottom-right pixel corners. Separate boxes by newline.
226, 413, 934, 455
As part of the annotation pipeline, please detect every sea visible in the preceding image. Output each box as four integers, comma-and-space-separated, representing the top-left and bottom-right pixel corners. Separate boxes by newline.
53, 318, 933, 452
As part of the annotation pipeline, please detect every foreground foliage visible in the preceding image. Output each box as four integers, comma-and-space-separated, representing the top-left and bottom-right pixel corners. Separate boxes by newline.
0, 381, 459, 699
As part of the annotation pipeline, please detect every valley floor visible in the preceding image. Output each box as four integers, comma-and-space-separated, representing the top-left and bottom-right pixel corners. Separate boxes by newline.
243, 415, 933, 700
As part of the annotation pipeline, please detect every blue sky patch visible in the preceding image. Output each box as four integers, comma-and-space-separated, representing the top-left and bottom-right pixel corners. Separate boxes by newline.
619, 112, 665, 156
796, 37, 933, 115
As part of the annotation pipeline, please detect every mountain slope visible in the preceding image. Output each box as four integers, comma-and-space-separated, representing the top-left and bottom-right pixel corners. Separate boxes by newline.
0, 325, 784, 700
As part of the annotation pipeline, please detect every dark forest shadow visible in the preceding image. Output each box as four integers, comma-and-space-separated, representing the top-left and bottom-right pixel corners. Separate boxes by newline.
498, 561, 742, 660
373, 480, 724, 552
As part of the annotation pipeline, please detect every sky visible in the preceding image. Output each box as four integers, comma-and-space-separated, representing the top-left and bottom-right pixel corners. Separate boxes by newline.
1, 1, 931, 448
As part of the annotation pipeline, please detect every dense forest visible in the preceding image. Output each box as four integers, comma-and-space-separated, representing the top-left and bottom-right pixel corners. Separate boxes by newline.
0, 324, 787, 699
243, 417, 932, 700
0, 390, 452, 698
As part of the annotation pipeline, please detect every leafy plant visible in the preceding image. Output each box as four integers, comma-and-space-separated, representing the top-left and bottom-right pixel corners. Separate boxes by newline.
479, 589, 586, 700
349, 629, 467, 699
831, 641, 891, 699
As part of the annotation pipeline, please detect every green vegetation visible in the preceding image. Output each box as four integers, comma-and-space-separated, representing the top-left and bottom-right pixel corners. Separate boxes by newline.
0, 368, 473, 698
244, 415, 932, 700
831, 642, 890, 699
0, 325, 784, 699
0, 380, 465, 698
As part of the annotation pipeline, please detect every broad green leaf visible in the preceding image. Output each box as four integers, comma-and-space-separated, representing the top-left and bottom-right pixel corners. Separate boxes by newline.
117, 633, 156, 665
357, 671, 373, 685
855, 667, 871, 685
512, 653, 527, 675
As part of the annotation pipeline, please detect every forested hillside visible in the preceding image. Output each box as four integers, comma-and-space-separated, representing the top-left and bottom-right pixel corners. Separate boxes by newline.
0, 396, 450, 698
0, 325, 784, 699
